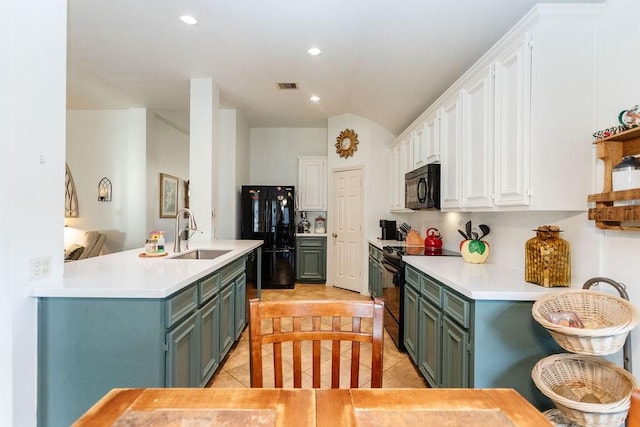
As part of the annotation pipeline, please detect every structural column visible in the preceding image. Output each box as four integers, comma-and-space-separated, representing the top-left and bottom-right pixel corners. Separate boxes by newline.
189, 78, 220, 241
4, 0, 67, 425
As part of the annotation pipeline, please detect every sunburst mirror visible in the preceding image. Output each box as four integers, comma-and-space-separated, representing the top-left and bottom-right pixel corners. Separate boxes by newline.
335, 129, 359, 158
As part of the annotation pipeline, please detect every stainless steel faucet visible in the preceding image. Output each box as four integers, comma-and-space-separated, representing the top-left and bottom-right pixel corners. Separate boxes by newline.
173, 208, 198, 253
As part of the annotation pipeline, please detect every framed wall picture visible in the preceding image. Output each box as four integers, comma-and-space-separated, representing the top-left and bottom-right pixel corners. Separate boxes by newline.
160, 173, 179, 218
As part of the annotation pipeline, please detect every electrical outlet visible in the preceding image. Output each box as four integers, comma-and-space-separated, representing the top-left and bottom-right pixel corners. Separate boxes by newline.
29, 256, 52, 281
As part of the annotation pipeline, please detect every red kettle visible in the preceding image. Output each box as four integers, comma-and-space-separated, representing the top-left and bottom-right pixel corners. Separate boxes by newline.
424, 228, 443, 249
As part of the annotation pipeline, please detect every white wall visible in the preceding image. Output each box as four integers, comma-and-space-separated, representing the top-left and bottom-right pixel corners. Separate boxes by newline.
0, 0, 11, 419
250, 128, 327, 185
67, 110, 136, 252
327, 113, 395, 292
146, 110, 190, 244
235, 112, 251, 237
213, 108, 252, 240
67, 109, 186, 251
391, 210, 598, 284
189, 79, 219, 243
5, 1, 67, 425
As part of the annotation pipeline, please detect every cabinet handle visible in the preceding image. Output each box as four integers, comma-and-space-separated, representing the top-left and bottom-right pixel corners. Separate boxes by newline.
332, 233, 337, 238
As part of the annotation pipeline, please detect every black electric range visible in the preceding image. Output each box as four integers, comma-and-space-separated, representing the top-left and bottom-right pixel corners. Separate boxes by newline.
382, 245, 461, 269
380, 245, 460, 352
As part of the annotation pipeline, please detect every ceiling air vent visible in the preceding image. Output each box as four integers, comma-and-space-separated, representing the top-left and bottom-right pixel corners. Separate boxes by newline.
277, 82, 298, 90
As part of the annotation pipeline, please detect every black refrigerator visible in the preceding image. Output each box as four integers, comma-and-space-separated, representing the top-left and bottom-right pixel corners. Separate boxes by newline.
240, 185, 295, 289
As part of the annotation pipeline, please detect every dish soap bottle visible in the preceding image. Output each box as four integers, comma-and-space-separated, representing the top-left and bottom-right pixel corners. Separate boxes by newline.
157, 231, 165, 254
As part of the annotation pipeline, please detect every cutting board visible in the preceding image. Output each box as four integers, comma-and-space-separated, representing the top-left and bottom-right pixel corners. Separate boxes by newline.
406, 230, 423, 246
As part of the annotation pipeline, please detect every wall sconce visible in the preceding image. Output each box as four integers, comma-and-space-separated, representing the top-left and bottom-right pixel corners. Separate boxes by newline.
98, 177, 112, 202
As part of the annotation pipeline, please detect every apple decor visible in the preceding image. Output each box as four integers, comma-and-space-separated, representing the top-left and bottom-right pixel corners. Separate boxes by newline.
458, 221, 490, 264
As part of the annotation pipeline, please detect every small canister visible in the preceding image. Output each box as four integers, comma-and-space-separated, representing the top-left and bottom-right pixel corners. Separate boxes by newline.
315, 216, 326, 234
145, 239, 158, 255
612, 156, 640, 206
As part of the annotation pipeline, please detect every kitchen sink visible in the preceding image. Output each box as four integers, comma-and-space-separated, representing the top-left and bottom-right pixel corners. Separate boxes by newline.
170, 249, 231, 260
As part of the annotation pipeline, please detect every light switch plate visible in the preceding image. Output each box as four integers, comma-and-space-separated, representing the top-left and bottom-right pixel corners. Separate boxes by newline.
29, 256, 51, 280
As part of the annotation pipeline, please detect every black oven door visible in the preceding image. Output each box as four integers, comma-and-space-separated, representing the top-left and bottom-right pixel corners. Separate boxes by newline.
381, 260, 405, 352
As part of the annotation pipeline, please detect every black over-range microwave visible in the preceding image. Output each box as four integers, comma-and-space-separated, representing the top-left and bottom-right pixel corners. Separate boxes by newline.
405, 163, 440, 210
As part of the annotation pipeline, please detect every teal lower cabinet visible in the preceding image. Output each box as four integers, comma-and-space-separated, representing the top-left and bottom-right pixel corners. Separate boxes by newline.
220, 280, 236, 358
441, 316, 469, 388
403, 279, 419, 363
198, 294, 221, 386
403, 264, 559, 409
234, 273, 247, 340
418, 297, 441, 386
296, 236, 326, 283
38, 257, 247, 427
166, 310, 200, 387
367, 244, 384, 298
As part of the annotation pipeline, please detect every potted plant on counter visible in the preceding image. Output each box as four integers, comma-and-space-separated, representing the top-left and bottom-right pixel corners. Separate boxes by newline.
458, 221, 490, 264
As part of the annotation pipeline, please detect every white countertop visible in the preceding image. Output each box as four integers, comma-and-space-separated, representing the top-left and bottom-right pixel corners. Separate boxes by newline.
368, 237, 573, 301
368, 238, 406, 248
402, 256, 565, 301
31, 240, 263, 299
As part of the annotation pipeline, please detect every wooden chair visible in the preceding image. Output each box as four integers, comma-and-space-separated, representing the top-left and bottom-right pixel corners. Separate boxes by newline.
249, 298, 384, 388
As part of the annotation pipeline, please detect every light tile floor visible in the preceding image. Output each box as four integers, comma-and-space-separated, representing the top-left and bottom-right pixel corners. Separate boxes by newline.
208, 283, 428, 389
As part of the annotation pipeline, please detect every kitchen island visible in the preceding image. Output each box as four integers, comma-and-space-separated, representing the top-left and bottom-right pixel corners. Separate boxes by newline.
33, 240, 262, 427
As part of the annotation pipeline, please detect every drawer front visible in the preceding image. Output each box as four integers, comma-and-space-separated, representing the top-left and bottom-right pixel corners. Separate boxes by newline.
405, 265, 420, 290
221, 257, 246, 285
368, 244, 383, 261
199, 272, 221, 305
374, 247, 384, 262
443, 289, 471, 329
369, 244, 376, 257
420, 275, 442, 308
299, 237, 325, 248
165, 285, 198, 328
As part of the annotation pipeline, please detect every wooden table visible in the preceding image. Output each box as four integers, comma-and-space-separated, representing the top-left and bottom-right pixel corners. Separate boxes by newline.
73, 388, 551, 426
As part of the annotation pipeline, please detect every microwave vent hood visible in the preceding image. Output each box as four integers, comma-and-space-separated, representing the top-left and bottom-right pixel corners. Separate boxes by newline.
405, 164, 440, 210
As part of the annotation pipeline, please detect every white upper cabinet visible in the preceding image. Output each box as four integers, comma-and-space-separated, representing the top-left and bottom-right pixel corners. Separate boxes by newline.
439, 92, 463, 209
422, 109, 440, 164
461, 64, 494, 208
401, 137, 413, 177
493, 34, 531, 207
411, 127, 425, 170
389, 136, 415, 211
389, 4, 600, 212
448, 31, 532, 211
389, 144, 402, 210
298, 156, 327, 211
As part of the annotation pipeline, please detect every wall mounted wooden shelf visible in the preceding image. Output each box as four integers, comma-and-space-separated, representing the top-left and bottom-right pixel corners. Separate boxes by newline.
588, 127, 640, 230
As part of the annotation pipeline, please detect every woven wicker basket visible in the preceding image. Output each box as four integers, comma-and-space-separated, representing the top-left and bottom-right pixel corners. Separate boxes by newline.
532, 290, 639, 355
542, 408, 580, 426
532, 353, 639, 427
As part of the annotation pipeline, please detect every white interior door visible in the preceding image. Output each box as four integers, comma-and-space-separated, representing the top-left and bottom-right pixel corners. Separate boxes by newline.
331, 168, 363, 293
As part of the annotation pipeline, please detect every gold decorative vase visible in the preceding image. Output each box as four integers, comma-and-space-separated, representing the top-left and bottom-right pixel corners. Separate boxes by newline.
525, 225, 570, 287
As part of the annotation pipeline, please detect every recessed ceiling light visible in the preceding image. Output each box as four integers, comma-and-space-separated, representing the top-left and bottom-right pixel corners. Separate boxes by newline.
310, 95, 320, 102
180, 15, 198, 25
307, 47, 322, 56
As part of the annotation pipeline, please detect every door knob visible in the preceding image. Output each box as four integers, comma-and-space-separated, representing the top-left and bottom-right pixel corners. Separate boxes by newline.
332, 233, 337, 238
